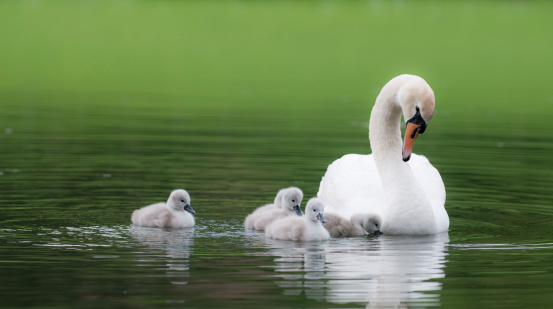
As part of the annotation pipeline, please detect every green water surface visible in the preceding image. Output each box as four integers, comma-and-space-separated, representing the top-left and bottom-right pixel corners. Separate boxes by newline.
1, 1, 553, 308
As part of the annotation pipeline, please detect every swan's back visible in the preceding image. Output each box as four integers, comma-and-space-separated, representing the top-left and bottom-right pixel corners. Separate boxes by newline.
409, 155, 445, 205
318, 153, 446, 226
409, 154, 448, 231
318, 154, 385, 218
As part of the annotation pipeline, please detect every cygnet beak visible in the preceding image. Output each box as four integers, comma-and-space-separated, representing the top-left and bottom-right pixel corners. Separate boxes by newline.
316, 213, 327, 223
402, 122, 421, 162
184, 204, 196, 215
293, 205, 303, 216
373, 230, 383, 235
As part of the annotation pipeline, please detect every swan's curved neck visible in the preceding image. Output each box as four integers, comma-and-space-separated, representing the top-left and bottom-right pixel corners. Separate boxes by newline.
369, 79, 432, 190
368, 76, 435, 233
369, 76, 409, 187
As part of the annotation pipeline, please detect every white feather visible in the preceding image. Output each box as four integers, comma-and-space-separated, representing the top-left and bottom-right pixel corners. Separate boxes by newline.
318, 75, 449, 235
244, 187, 303, 231
131, 189, 195, 228
265, 198, 330, 241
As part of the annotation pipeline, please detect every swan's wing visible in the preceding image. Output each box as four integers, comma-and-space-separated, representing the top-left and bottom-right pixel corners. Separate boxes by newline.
317, 154, 385, 218
409, 154, 446, 208
409, 154, 449, 232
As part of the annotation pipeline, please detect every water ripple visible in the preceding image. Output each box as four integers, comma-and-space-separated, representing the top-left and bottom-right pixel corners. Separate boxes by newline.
449, 242, 553, 250
247, 233, 449, 307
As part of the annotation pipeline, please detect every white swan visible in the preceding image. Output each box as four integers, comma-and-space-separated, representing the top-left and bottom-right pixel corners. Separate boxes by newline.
131, 189, 196, 228
323, 213, 382, 237
265, 197, 330, 241
244, 187, 303, 231
317, 74, 448, 235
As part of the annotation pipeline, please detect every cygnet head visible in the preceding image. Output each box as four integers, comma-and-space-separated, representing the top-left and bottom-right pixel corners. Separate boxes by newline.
396, 75, 435, 162
277, 187, 303, 216
305, 197, 326, 223
167, 189, 195, 214
352, 213, 383, 235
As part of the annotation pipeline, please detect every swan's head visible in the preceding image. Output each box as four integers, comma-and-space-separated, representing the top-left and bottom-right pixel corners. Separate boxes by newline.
168, 189, 195, 214
352, 213, 383, 235
305, 197, 326, 223
397, 77, 435, 162
278, 187, 304, 216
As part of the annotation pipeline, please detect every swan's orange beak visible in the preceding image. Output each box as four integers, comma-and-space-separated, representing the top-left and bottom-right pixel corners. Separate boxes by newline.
402, 122, 421, 162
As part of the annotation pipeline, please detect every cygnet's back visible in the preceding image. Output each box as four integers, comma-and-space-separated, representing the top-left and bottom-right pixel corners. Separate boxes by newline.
265, 197, 330, 241
324, 213, 382, 237
323, 213, 361, 237
244, 187, 303, 231
248, 187, 298, 215
132, 189, 196, 228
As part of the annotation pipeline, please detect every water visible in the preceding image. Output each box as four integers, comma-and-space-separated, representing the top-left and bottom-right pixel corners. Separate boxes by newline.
2, 92, 553, 309
2, 1, 553, 307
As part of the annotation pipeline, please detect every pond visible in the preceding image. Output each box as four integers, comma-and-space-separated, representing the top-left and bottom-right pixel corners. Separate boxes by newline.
1, 90, 553, 309
2, 1, 553, 308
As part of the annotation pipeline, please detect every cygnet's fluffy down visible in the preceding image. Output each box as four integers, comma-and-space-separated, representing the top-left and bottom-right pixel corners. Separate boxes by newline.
244, 187, 303, 231
252, 187, 301, 214
265, 197, 330, 241
131, 189, 196, 228
324, 213, 382, 237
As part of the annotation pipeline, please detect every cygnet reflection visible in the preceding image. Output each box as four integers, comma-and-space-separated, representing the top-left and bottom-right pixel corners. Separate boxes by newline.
130, 226, 195, 285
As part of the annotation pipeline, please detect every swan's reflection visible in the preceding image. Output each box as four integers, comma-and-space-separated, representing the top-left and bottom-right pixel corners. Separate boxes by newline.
250, 233, 448, 308
130, 226, 194, 285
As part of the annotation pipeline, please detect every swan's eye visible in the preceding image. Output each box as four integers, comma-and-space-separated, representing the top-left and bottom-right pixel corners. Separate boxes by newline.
180, 199, 185, 203
292, 199, 295, 203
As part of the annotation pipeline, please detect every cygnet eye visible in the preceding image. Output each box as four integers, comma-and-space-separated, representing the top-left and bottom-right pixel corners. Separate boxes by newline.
180, 199, 185, 203
292, 199, 295, 203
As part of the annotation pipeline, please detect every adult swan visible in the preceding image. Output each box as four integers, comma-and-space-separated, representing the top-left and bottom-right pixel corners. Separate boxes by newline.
317, 74, 448, 235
